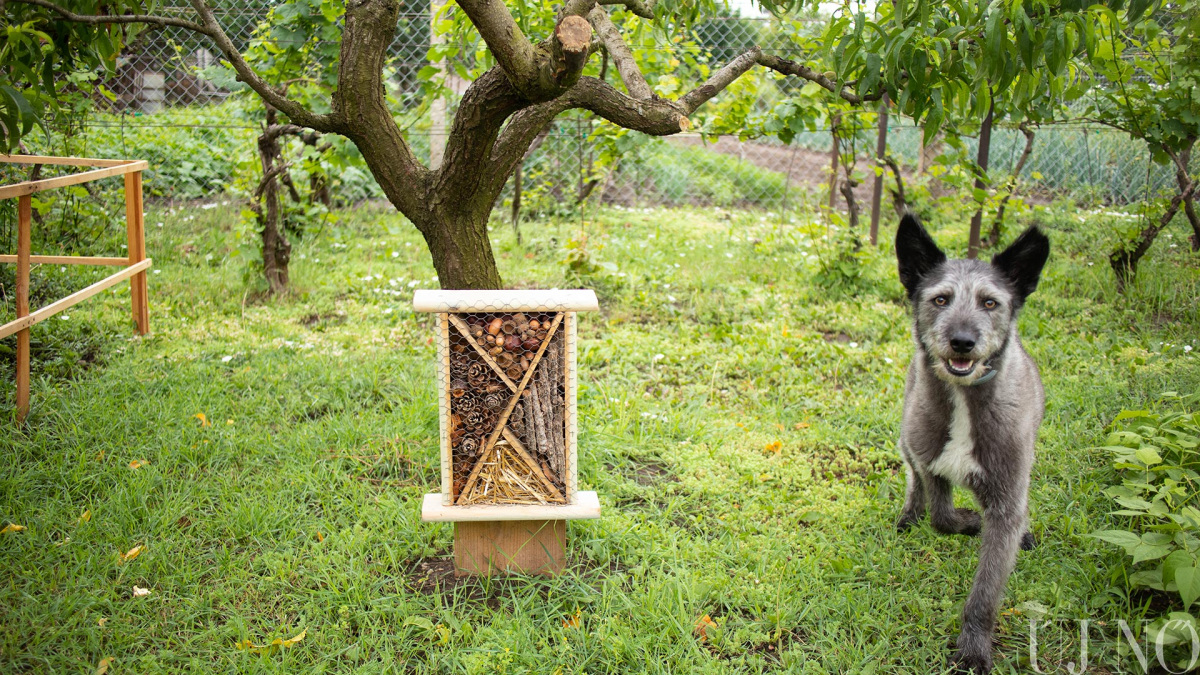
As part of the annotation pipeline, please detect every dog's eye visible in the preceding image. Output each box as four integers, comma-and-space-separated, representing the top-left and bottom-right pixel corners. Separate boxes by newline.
933, 296, 948, 307
983, 298, 997, 309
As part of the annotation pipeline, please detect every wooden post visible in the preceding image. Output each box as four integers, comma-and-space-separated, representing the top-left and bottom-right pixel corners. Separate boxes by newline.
454, 520, 566, 576
967, 98, 995, 259
428, 0, 447, 169
125, 171, 149, 334
869, 94, 890, 247
15, 195, 31, 422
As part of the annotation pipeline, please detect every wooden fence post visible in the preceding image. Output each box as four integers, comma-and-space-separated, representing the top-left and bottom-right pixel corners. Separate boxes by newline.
16, 195, 32, 422
125, 171, 149, 334
869, 94, 890, 246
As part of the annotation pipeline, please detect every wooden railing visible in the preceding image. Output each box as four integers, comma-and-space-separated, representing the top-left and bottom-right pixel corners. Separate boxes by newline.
1, 155, 152, 423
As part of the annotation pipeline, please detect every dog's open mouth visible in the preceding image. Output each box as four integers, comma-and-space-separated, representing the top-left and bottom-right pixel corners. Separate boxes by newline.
945, 358, 977, 376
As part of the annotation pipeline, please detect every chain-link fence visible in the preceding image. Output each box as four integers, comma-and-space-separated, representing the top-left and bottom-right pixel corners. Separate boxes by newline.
20, 8, 1187, 212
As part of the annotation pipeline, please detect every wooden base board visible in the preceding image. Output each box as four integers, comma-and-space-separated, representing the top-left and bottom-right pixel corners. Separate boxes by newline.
454, 520, 565, 576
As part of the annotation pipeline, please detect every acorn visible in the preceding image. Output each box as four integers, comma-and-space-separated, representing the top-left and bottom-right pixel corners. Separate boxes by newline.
451, 343, 466, 354
520, 355, 530, 371
487, 317, 503, 336
504, 334, 522, 352
501, 319, 518, 335
522, 336, 540, 351
529, 319, 541, 331
490, 345, 504, 356
449, 379, 468, 398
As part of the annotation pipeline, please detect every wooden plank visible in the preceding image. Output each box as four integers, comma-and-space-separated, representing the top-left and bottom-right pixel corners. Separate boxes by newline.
565, 312, 578, 501
0, 160, 149, 199
0, 259, 152, 340
446, 313, 518, 391
0, 255, 132, 266
0, 154, 136, 168
125, 171, 149, 334
422, 491, 600, 522
439, 314, 453, 505
456, 312, 565, 504
413, 289, 599, 313
453, 520, 565, 576
15, 195, 31, 422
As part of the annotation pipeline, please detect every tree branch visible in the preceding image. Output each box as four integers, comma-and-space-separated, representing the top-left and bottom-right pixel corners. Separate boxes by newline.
681, 47, 761, 113
457, 0, 592, 101
488, 98, 574, 194
11, 0, 208, 31
601, 0, 655, 18
756, 53, 884, 105
588, 7, 652, 99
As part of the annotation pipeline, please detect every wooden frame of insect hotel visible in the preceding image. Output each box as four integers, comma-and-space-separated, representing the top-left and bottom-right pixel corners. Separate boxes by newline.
414, 289, 601, 576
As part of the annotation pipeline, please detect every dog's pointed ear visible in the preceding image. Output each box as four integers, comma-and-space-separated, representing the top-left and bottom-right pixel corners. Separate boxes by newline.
991, 226, 1050, 303
895, 213, 946, 299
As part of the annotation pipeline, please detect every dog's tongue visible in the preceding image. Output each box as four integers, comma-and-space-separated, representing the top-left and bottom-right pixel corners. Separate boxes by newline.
950, 358, 974, 371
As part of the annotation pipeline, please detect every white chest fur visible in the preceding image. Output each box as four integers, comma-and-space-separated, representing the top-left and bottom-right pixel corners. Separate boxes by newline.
927, 388, 982, 484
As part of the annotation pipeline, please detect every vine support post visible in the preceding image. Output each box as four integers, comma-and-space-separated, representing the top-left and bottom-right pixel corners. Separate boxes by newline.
124, 170, 149, 334
869, 94, 890, 246
15, 195, 31, 423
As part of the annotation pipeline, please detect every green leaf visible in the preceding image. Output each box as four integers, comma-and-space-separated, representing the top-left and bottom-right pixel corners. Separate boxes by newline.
404, 616, 434, 631
1090, 529, 1141, 554
1132, 542, 1173, 564
1178, 567, 1200, 610
1135, 446, 1163, 465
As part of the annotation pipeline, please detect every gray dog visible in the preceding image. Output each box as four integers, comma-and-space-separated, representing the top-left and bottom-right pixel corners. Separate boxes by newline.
893, 214, 1050, 674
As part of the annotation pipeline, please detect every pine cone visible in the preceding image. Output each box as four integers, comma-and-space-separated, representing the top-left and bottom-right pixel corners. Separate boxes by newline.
456, 394, 479, 414
483, 391, 506, 411
467, 362, 488, 387
461, 436, 479, 457
465, 410, 486, 429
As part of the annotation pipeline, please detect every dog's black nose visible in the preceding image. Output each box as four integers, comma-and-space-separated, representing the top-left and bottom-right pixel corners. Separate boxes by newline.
950, 334, 976, 354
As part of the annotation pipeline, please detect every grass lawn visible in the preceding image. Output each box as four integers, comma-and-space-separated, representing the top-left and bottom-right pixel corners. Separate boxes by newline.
2, 200, 1199, 673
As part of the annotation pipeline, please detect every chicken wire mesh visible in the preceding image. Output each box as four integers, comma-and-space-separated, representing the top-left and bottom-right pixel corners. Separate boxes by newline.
19, 8, 1190, 209
443, 311, 569, 506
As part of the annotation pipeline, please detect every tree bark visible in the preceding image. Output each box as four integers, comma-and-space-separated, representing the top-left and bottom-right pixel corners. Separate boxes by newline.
967, 96, 994, 259
983, 124, 1034, 248
255, 125, 291, 295
869, 94, 889, 246
828, 114, 840, 211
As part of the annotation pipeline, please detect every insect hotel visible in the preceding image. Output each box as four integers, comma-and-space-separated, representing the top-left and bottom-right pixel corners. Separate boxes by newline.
414, 289, 601, 575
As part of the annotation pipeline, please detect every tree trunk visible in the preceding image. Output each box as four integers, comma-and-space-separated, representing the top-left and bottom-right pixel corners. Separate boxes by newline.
983, 124, 1034, 248
967, 97, 994, 259
511, 162, 523, 244
1110, 185, 1194, 291
1168, 142, 1199, 251
256, 127, 292, 295
869, 94, 889, 246
415, 206, 505, 289
828, 114, 840, 211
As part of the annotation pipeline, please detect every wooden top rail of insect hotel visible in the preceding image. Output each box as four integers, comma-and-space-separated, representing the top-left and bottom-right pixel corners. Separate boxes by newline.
1, 154, 152, 423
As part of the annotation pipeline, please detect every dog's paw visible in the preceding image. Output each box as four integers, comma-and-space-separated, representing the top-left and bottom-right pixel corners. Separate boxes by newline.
896, 513, 921, 532
948, 648, 993, 674
955, 508, 982, 536
1020, 531, 1037, 551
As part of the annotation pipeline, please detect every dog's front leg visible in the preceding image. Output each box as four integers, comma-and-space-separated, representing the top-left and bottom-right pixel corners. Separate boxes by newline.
897, 458, 927, 531
950, 501, 1026, 674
